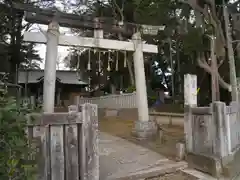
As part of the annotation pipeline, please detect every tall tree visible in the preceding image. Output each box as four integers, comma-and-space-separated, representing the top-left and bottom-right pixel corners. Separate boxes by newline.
63, 0, 181, 93
60, 0, 237, 104
179, 0, 233, 95
0, 0, 42, 84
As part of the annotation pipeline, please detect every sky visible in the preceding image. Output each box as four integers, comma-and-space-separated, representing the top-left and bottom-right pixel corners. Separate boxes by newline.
33, 24, 69, 70
31, 0, 79, 70
36, 45, 69, 70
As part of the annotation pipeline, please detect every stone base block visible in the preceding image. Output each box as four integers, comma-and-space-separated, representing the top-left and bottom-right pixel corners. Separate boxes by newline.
132, 120, 158, 140
186, 152, 222, 178
222, 147, 240, 179
187, 148, 240, 179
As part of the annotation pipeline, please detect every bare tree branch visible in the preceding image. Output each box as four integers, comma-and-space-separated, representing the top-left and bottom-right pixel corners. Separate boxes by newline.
111, 0, 124, 21
180, 0, 226, 56
179, 0, 208, 16
197, 53, 231, 91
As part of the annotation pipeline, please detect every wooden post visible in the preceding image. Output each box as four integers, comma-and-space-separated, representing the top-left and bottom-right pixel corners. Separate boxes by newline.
81, 103, 99, 180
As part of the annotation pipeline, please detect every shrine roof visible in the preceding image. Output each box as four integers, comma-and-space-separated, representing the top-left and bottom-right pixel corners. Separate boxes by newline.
18, 69, 87, 85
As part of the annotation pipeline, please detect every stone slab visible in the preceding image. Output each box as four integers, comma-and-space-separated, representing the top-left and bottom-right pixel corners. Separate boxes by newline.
181, 168, 228, 180
187, 148, 240, 179
99, 132, 187, 180
222, 147, 240, 179
186, 152, 222, 178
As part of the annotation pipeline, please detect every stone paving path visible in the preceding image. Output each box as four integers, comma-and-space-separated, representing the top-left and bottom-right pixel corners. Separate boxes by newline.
99, 132, 187, 180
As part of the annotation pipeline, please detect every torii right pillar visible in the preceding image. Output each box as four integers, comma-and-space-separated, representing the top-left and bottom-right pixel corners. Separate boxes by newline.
132, 32, 157, 139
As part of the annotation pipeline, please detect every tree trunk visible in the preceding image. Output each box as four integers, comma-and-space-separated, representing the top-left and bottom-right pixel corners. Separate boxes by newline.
9, 12, 23, 84
236, 46, 240, 77
210, 36, 220, 101
223, 3, 238, 102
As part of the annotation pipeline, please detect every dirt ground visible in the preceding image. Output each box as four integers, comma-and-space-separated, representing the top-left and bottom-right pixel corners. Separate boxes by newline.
99, 117, 185, 160
99, 117, 197, 180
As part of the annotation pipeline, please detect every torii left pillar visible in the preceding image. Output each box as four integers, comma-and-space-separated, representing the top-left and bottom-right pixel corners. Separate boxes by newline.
132, 32, 157, 139
43, 21, 60, 113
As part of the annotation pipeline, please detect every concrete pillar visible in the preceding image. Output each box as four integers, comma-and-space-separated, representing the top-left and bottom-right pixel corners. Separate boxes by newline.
184, 74, 197, 106
132, 32, 157, 139
184, 74, 197, 152
94, 29, 103, 38
132, 32, 149, 122
43, 21, 60, 113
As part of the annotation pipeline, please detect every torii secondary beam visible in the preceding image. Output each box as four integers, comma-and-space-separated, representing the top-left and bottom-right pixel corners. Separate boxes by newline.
23, 32, 158, 53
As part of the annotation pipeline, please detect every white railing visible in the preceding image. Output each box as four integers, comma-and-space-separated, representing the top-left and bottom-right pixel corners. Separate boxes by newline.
75, 92, 137, 109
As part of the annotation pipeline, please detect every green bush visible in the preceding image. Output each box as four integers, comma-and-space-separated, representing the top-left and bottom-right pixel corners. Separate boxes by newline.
125, 85, 136, 93
0, 89, 37, 180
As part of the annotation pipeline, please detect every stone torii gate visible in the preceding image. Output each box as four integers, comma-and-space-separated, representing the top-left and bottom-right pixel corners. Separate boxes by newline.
22, 13, 161, 138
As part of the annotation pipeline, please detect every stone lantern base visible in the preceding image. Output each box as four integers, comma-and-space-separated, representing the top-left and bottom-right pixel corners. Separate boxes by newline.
132, 120, 158, 140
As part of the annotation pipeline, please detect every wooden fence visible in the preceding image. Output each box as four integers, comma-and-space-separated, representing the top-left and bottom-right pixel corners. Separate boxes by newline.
75, 93, 137, 109
26, 103, 99, 180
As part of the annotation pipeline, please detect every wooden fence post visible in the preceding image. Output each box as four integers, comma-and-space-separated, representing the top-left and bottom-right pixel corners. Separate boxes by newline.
81, 103, 99, 180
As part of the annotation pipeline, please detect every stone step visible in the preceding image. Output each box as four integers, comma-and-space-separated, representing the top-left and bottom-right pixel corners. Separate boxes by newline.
182, 168, 221, 180
107, 161, 187, 180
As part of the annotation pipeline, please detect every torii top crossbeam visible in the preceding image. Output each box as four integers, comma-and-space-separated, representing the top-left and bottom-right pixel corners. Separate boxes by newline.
13, 2, 165, 36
